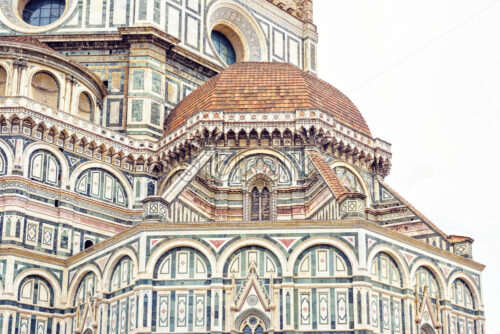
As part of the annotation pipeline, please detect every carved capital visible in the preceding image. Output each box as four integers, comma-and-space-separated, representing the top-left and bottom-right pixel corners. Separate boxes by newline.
13, 59, 28, 68
66, 74, 78, 84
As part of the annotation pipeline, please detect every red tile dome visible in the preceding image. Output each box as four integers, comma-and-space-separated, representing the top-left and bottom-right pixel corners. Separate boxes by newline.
164, 62, 371, 137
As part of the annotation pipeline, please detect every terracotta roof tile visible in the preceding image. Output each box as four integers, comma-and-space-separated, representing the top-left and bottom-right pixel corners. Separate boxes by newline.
307, 150, 350, 198
165, 62, 372, 137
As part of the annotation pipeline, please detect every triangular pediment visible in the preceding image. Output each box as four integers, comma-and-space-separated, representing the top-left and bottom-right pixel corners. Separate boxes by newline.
415, 286, 442, 329
232, 262, 274, 312
75, 293, 98, 334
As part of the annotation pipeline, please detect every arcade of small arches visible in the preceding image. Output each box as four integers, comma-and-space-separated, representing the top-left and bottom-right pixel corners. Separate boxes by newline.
0, 239, 482, 333
0, 131, 374, 224
0, 103, 392, 183
157, 125, 391, 181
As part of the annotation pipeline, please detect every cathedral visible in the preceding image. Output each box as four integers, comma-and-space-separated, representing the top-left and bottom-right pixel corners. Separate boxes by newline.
0, 0, 485, 333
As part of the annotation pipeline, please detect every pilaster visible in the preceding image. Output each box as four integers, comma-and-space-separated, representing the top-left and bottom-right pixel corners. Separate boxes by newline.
119, 26, 179, 140
12, 59, 27, 96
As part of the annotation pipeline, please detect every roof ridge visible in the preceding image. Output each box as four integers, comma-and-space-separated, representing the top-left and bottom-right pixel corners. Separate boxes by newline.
379, 180, 451, 241
306, 150, 350, 198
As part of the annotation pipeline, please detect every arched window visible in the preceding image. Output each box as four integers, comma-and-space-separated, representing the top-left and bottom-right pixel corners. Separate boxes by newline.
154, 247, 211, 280
241, 316, 266, 334
370, 253, 403, 288
449, 279, 476, 334
75, 168, 128, 206
31, 72, 59, 109
110, 256, 135, 292
74, 272, 99, 305
135, 179, 141, 198
18, 275, 54, 307
415, 267, 440, 299
334, 166, 365, 194
225, 246, 281, 279
420, 324, 436, 334
22, 0, 66, 26
0, 66, 6, 96
84, 239, 94, 249
147, 181, 155, 196
451, 279, 474, 309
78, 92, 93, 121
0, 148, 7, 175
369, 253, 405, 332
294, 245, 351, 277
250, 186, 270, 221
211, 30, 237, 65
29, 150, 61, 186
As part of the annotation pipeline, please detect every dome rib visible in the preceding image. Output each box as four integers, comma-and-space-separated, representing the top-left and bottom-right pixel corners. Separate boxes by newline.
165, 62, 372, 137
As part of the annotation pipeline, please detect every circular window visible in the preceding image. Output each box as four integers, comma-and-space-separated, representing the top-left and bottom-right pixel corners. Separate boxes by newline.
211, 30, 237, 66
22, 0, 66, 26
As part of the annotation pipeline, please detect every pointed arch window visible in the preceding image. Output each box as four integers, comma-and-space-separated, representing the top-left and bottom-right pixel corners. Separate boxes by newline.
240, 316, 266, 334
250, 186, 270, 221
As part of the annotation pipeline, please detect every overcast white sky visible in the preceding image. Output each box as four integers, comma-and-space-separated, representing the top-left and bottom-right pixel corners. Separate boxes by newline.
314, 0, 500, 331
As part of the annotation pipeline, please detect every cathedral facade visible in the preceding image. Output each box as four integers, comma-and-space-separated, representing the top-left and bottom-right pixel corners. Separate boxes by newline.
0, 0, 485, 333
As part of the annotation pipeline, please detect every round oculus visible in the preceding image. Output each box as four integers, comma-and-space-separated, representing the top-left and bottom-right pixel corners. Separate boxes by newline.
22, 0, 66, 26
211, 30, 236, 66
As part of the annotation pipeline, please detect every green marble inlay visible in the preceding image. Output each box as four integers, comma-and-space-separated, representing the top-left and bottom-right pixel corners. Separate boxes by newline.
133, 70, 145, 90
131, 100, 144, 122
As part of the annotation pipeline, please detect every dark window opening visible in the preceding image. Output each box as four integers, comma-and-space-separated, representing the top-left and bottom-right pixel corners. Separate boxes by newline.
147, 182, 155, 196
84, 239, 94, 249
250, 186, 271, 221
211, 30, 237, 66
22, 0, 66, 26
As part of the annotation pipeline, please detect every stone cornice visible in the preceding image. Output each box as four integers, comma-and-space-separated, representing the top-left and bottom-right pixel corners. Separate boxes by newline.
0, 244, 67, 266
118, 26, 181, 49
0, 97, 392, 177
2, 218, 484, 273
41, 32, 222, 79
66, 219, 485, 272
0, 176, 143, 225
159, 109, 392, 176
265, 0, 314, 23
